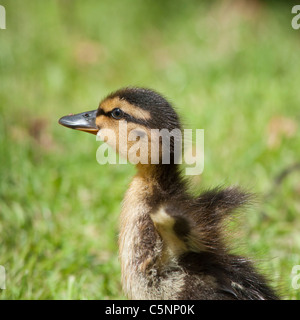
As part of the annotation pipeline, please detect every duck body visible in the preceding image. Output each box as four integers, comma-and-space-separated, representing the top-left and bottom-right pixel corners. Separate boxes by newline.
59, 87, 279, 300
119, 165, 278, 300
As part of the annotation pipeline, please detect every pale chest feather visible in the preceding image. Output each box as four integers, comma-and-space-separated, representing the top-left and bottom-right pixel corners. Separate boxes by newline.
118, 177, 185, 299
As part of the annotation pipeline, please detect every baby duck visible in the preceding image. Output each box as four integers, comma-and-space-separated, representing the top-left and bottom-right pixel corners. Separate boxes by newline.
59, 87, 279, 300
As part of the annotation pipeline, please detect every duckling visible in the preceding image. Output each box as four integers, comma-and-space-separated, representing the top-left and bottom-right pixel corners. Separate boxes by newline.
59, 87, 279, 300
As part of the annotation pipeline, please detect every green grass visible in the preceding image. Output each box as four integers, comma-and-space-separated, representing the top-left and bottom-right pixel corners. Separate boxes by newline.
0, 0, 300, 299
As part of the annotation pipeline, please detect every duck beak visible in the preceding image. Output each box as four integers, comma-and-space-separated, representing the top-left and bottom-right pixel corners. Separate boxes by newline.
58, 110, 98, 135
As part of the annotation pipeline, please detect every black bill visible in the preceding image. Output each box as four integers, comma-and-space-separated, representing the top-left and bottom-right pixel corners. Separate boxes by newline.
58, 110, 98, 135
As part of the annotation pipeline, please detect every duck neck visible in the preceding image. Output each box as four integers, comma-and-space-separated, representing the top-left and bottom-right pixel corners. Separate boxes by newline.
135, 163, 185, 200
119, 162, 185, 299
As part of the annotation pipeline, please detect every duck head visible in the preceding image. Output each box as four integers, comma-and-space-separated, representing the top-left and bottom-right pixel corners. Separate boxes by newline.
59, 87, 182, 165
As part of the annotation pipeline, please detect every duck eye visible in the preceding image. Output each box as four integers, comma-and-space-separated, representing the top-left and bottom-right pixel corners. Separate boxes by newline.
111, 108, 124, 120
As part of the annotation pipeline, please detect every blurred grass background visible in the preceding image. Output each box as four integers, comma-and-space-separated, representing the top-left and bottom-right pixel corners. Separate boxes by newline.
0, 0, 300, 299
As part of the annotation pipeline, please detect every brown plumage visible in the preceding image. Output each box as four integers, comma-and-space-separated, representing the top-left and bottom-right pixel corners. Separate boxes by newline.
59, 87, 279, 300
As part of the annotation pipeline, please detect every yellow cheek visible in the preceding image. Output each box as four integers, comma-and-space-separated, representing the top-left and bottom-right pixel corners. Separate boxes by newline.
96, 117, 154, 163
96, 116, 117, 147
96, 115, 112, 128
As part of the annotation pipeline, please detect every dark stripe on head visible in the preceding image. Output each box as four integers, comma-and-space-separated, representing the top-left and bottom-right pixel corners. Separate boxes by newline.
96, 107, 149, 127
105, 87, 182, 131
